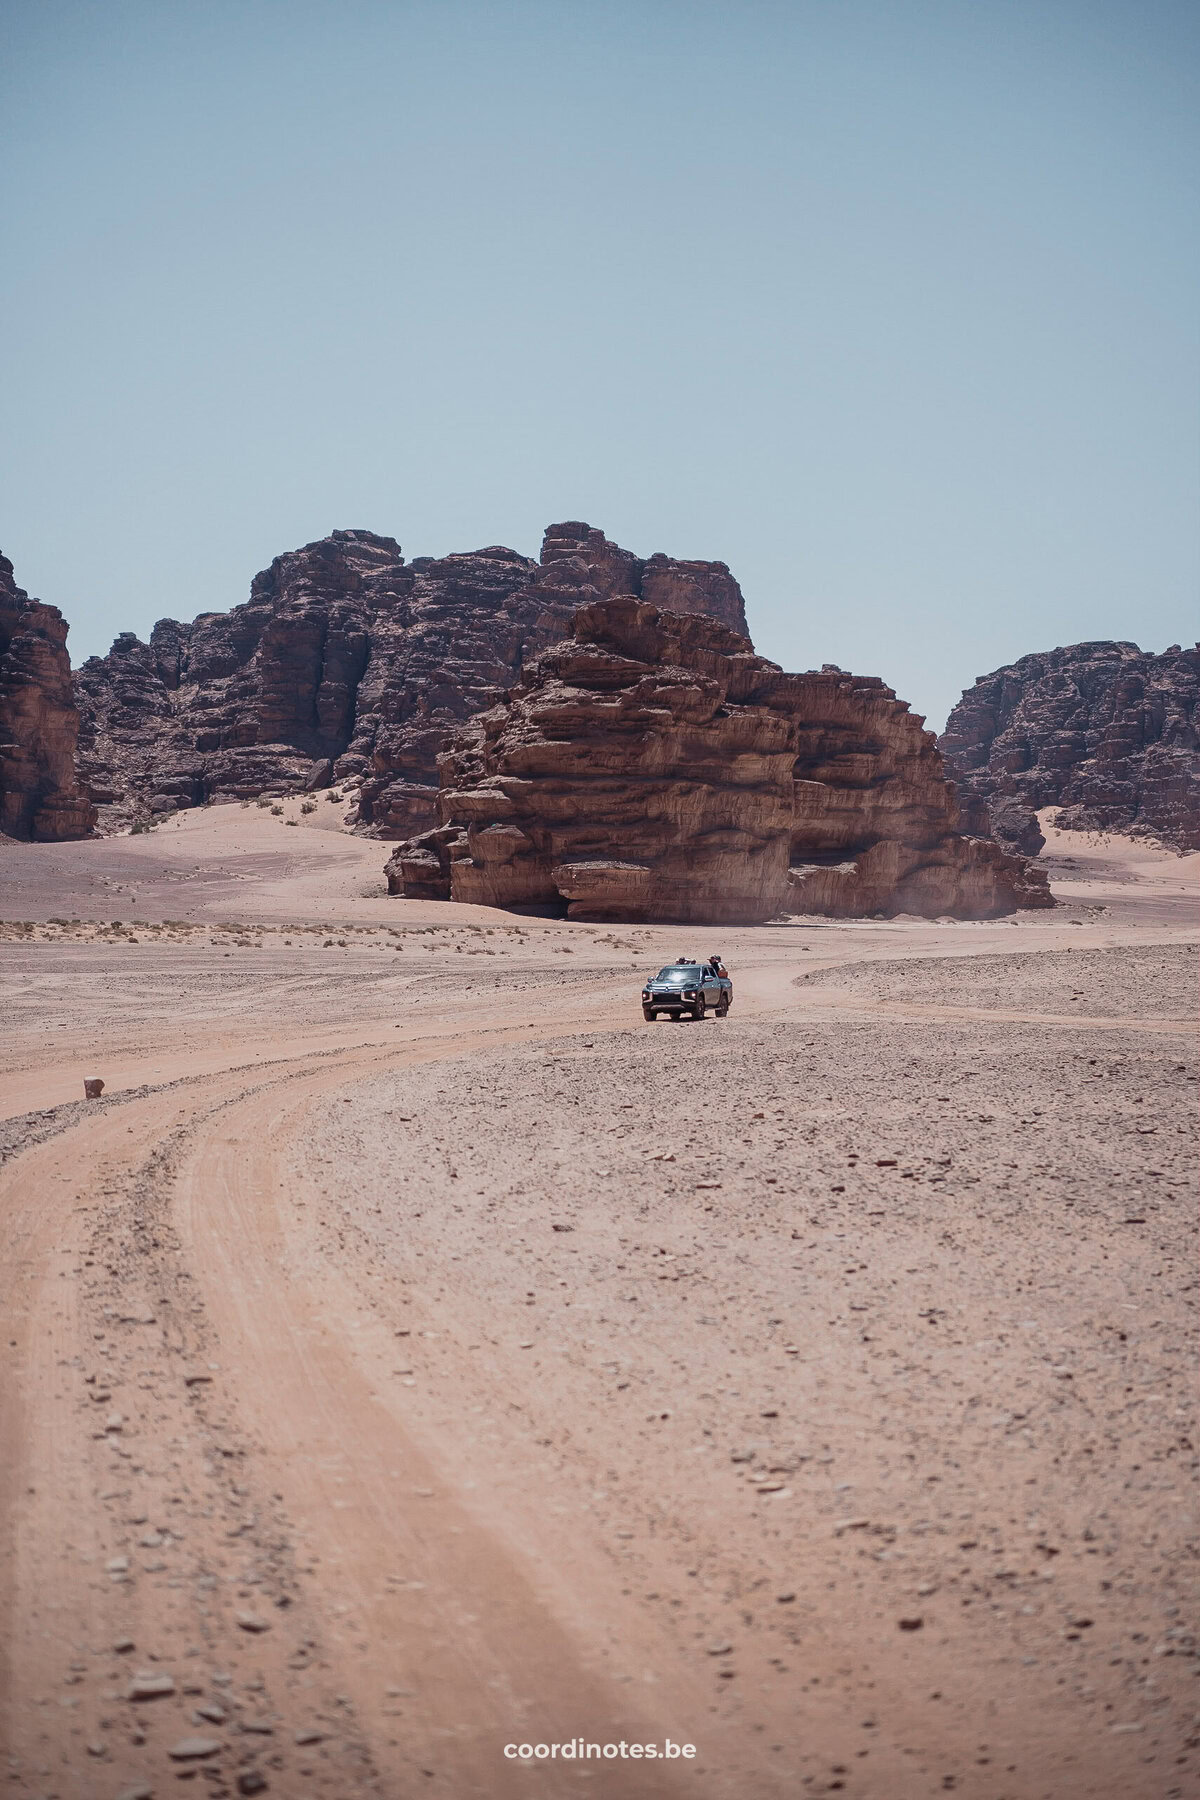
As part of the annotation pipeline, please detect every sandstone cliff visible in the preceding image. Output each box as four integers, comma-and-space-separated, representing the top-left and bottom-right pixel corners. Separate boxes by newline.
939, 642, 1200, 854
74, 522, 749, 832
386, 599, 1051, 922
0, 553, 96, 841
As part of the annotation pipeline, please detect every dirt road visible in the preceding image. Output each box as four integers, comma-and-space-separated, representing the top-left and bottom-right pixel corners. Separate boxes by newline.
1, 808, 1195, 1799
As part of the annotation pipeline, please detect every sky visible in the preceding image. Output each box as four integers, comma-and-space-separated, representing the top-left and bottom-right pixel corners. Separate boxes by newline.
2, 0, 1196, 731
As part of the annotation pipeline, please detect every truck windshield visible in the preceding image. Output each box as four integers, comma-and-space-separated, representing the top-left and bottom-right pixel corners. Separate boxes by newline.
655, 967, 701, 983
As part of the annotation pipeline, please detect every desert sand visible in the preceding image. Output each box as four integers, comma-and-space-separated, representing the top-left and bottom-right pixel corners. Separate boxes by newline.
0, 799, 1196, 1800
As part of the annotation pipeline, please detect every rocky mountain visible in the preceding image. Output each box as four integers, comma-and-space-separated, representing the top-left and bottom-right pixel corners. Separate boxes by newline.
939, 641, 1200, 854
74, 521, 749, 833
386, 598, 1051, 922
0, 552, 96, 841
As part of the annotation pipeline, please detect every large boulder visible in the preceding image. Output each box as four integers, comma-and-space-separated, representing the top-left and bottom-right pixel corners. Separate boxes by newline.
939, 641, 1200, 853
74, 522, 750, 832
0, 552, 96, 840
385, 599, 1052, 922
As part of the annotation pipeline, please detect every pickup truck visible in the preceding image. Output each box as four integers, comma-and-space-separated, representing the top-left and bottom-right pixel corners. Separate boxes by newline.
641, 963, 732, 1022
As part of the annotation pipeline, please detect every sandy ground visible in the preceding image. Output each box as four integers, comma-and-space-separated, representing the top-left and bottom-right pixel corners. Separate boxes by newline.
0, 804, 1195, 1800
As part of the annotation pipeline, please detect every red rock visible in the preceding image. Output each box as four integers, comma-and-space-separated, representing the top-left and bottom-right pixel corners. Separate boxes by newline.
0, 552, 96, 840
940, 641, 1200, 853
74, 523, 748, 833
385, 598, 1051, 922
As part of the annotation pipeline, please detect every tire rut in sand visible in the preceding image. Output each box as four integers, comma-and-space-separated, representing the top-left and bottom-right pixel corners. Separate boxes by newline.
2, 1041, 710, 1798
172, 1049, 711, 1797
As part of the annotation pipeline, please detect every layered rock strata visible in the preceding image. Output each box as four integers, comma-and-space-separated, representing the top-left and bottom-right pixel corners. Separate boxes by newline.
940, 642, 1200, 854
75, 523, 749, 832
0, 553, 96, 840
386, 599, 1051, 922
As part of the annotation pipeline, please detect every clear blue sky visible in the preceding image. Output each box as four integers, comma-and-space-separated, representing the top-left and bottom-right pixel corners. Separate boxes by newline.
2, 0, 1196, 729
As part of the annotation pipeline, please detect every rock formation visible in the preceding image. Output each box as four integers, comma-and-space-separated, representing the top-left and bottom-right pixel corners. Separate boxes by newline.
0, 552, 96, 840
74, 522, 749, 832
940, 642, 1200, 854
386, 599, 1052, 922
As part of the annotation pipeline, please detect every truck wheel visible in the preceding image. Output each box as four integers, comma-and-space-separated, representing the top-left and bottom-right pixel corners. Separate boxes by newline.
715, 996, 729, 1017
643, 1008, 655, 1021
692, 996, 706, 1021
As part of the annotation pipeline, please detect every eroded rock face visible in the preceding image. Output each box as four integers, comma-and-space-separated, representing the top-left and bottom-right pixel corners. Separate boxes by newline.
75, 522, 749, 832
385, 599, 1051, 922
0, 553, 96, 840
940, 642, 1200, 853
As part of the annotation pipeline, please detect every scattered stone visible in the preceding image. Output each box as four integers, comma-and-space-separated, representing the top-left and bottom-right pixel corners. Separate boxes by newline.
168, 1735, 221, 1760
84, 1077, 105, 1100
707, 1641, 733, 1656
115, 1785, 154, 1800
833, 1518, 871, 1536
898, 1617, 924, 1632
237, 1773, 269, 1795
195, 1705, 226, 1724
112, 1637, 136, 1653
294, 1728, 326, 1745
234, 1610, 270, 1633
128, 1671, 175, 1700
